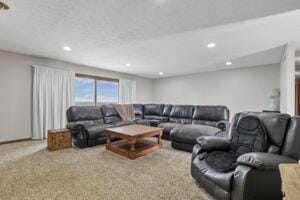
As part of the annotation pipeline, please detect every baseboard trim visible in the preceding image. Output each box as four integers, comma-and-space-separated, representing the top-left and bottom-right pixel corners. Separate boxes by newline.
0, 138, 31, 145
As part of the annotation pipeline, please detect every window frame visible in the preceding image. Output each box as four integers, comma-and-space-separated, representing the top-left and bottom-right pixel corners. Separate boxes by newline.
75, 73, 119, 105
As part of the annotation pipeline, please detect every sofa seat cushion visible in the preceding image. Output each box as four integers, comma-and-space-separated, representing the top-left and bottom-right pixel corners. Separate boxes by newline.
169, 118, 192, 124
135, 119, 151, 126
192, 120, 218, 128
170, 125, 222, 145
134, 115, 143, 120
192, 153, 234, 192
113, 121, 135, 127
144, 115, 168, 122
135, 119, 162, 127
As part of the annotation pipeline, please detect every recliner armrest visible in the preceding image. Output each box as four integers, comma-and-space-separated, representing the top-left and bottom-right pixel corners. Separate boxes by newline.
196, 136, 231, 151
66, 121, 94, 130
237, 152, 297, 170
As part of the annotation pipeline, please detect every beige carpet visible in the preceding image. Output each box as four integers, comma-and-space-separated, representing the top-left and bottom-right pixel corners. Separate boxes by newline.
0, 140, 213, 200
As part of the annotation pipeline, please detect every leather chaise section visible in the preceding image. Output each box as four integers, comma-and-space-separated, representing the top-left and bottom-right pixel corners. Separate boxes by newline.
158, 122, 184, 140
170, 125, 222, 152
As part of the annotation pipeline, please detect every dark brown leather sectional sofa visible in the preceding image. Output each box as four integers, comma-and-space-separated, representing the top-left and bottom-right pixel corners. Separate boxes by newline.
66, 104, 230, 149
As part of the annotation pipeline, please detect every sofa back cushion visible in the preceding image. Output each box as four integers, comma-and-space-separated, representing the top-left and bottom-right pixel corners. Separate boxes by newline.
101, 104, 122, 124
133, 104, 144, 119
281, 116, 300, 160
169, 105, 194, 124
144, 104, 164, 116
192, 106, 229, 121
163, 104, 173, 117
230, 112, 290, 152
67, 106, 103, 122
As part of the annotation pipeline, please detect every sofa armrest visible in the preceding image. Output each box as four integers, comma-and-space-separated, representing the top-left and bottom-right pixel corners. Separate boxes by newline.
69, 124, 88, 148
237, 152, 297, 170
66, 121, 94, 130
196, 136, 231, 152
192, 144, 203, 162
216, 120, 230, 132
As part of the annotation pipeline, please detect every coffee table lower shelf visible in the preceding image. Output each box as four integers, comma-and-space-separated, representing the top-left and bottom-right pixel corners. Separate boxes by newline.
106, 139, 162, 160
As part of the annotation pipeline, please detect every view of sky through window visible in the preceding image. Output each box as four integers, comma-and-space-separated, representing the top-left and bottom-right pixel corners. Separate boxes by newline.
75, 76, 118, 105
97, 80, 118, 104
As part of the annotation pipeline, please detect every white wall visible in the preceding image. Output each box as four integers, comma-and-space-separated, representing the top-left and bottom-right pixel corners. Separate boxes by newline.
280, 43, 295, 115
0, 49, 283, 142
0, 50, 153, 142
152, 64, 280, 119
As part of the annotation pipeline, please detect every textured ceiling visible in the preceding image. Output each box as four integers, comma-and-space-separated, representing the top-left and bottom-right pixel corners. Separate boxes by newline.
1, 0, 300, 78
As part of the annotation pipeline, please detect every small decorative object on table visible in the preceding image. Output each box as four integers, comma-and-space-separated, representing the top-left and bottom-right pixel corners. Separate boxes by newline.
267, 88, 280, 111
47, 128, 72, 151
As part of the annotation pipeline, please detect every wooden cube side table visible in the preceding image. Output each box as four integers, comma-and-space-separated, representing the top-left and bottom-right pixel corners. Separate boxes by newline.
47, 128, 72, 151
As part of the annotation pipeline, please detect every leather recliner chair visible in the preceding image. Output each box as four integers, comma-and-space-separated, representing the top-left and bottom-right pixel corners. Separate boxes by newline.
191, 112, 300, 200
66, 105, 134, 148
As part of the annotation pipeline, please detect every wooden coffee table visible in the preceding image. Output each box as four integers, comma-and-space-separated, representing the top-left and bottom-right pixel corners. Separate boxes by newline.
105, 124, 163, 160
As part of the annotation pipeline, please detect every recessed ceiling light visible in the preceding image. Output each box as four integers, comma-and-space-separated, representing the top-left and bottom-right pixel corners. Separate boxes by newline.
226, 61, 232, 66
0, 2, 9, 10
125, 63, 131, 67
63, 46, 72, 51
158, 72, 164, 76
207, 43, 216, 48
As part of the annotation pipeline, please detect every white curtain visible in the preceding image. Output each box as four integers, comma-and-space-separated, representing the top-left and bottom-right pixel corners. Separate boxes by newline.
32, 65, 75, 139
119, 79, 136, 104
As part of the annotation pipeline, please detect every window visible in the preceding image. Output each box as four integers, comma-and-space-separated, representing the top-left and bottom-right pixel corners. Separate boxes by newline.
75, 74, 119, 106
75, 77, 95, 106
97, 80, 119, 105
